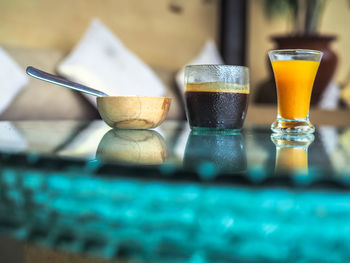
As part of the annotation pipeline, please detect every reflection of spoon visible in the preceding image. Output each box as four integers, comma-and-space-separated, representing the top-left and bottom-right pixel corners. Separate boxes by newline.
26, 66, 171, 129
96, 129, 167, 165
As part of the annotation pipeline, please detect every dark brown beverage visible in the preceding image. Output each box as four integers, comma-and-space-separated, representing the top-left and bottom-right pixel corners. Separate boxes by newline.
185, 82, 249, 130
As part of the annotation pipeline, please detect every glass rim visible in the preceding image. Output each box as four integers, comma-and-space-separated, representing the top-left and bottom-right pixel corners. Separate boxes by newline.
268, 49, 323, 56
185, 64, 249, 71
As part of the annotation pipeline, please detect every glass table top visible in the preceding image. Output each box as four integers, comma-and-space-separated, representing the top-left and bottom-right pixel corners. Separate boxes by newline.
0, 120, 349, 187
1, 120, 350, 263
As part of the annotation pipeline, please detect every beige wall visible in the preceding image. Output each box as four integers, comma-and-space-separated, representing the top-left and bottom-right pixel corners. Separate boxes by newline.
248, 0, 350, 97
2, 0, 348, 93
0, 0, 219, 70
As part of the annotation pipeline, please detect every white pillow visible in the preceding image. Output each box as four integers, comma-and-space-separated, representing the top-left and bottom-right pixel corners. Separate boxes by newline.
0, 46, 28, 114
175, 39, 224, 94
57, 19, 165, 106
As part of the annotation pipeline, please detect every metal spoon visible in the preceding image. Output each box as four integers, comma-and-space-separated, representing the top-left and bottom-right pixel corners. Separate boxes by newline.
26, 66, 108, 97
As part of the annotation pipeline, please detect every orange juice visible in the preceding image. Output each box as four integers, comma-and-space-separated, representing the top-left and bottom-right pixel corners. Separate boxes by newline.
271, 60, 320, 119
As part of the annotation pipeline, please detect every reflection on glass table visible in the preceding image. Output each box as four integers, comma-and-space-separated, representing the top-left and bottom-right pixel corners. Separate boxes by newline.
1, 120, 349, 180
97, 129, 167, 165
1, 120, 350, 263
183, 131, 246, 176
271, 133, 314, 175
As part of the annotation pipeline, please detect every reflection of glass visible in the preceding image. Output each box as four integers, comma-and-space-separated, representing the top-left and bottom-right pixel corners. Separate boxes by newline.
183, 130, 246, 174
269, 49, 323, 134
184, 65, 249, 132
96, 129, 167, 165
271, 134, 314, 174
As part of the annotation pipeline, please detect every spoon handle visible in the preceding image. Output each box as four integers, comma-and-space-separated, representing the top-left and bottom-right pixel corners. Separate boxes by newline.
26, 66, 109, 97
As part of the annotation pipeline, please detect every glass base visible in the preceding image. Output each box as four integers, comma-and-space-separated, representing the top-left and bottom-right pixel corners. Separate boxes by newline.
271, 118, 315, 134
271, 133, 315, 147
190, 126, 241, 135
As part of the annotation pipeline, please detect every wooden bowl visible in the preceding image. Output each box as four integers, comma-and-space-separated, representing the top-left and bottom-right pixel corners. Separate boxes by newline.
97, 96, 171, 129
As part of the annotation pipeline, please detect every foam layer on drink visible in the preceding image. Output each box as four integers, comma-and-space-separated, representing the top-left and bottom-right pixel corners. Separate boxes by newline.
185, 82, 249, 94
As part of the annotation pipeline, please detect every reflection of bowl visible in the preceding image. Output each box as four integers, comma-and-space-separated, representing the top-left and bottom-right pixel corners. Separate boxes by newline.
96, 129, 167, 165
184, 131, 246, 174
97, 96, 171, 129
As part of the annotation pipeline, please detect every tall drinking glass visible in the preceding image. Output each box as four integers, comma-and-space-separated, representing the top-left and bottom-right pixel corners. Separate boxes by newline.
269, 49, 323, 134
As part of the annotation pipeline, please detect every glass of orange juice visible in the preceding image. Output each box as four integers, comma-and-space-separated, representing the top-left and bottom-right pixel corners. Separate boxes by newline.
269, 49, 323, 134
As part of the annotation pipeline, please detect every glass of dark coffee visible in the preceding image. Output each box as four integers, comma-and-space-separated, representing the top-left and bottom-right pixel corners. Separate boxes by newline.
184, 65, 250, 132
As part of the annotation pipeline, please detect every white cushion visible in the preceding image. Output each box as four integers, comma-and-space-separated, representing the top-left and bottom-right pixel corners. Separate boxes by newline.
0, 46, 28, 114
57, 19, 165, 106
175, 39, 224, 96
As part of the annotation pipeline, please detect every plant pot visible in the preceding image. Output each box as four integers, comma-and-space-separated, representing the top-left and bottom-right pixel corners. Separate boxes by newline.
271, 35, 338, 105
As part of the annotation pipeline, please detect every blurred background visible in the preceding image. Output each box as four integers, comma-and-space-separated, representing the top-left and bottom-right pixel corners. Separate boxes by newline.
1, 2, 350, 262
0, 0, 349, 121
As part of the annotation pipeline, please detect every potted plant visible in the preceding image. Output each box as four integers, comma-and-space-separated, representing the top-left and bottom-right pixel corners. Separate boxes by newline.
263, 0, 338, 105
